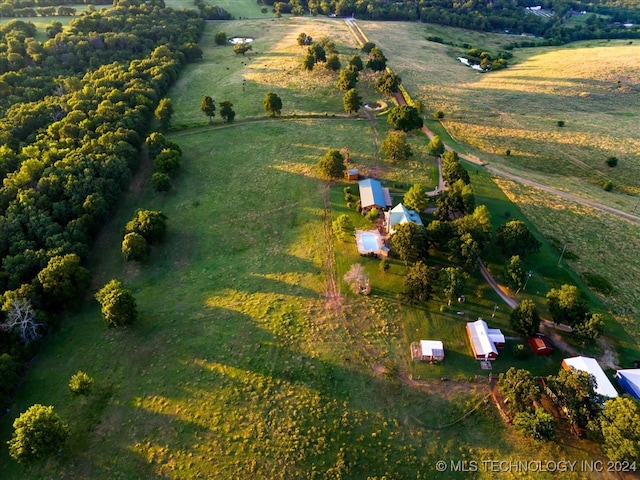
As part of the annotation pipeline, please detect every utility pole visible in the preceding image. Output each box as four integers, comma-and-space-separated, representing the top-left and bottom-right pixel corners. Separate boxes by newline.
492, 304, 498, 318
557, 244, 567, 266
522, 270, 533, 292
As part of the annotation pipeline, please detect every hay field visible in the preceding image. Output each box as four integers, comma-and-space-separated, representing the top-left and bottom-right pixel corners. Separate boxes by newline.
359, 21, 640, 208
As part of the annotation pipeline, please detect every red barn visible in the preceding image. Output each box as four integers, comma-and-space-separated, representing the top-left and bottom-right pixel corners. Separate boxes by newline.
528, 334, 553, 355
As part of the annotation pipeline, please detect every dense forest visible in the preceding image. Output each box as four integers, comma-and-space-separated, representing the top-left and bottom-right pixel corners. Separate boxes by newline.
0, 0, 204, 407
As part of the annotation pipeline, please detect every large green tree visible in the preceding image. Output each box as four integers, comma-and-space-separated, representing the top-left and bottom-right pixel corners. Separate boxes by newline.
326, 53, 341, 71
37, 253, 90, 310
600, 396, 640, 462
307, 43, 326, 63
573, 313, 604, 344
403, 261, 434, 304
505, 255, 526, 290
219, 100, 235, 123
389, 222, 429, 265
380, 131, 412, 162
8, 404, 69, 464
125, 210, 168, 244
387, 105, 423, 132
200, 95, 216, 123
302, 52, 315, 71
496, 220, 541, 256
154, 97, 173, 131
332, 214, 354, 241
95, 279, 138, 327
377, 71, 401, 96
337, 67, 358, 91
442, 150, 470, 185
498, 367, 541, 414
546, 284, 589, 326
121, 232, 149, 262
214, 30, 227, 45
427, 135, 445, 157
366, 47, 387, 71
441, 266, 465, 305
348, 54, 363, 71
403, 184, 428, 213
317, 149, 345, 179
547, 368, 602, 429
263, 92, 283, 117
233, 43, 252, 55
153, 148, 181, 176
513, 408, 556, 442
343, 89, 362, 114
510, 299, 541, 336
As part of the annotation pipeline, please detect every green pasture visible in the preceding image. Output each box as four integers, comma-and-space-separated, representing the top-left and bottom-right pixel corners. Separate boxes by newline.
1, 16, 633, 478
0, 120, 597, 480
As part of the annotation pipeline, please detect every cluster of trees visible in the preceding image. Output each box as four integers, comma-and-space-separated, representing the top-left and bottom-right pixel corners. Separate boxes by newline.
121, 209, 168, 261
299, 34, 341, 71
465, 48, 510, 71
0, 1, 203, 410
200, 95, 236, 124
146, 132, 183, 193
499, 366, 640, 462
194, 0, 232, 19
546, 284, 605, 343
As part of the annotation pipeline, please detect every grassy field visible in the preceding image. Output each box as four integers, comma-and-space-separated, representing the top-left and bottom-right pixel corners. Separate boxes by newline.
165, 0, 272, 17
0, 16, 632, 479
359, 21, 640, 204
1, 117, 599, 479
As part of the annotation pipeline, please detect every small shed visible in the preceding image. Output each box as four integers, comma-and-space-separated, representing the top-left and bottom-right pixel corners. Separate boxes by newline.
411, 340, 445, 362
528, 334, 553, 355
346, 168, 359, 180
615, 369, 640, 399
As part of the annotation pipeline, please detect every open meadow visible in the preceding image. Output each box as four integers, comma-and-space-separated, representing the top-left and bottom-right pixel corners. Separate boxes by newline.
0, 15, 625, 478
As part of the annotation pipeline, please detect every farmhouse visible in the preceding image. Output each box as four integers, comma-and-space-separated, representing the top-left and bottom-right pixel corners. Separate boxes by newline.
466, 318, 505, 360
411, 340, 445, 362
384, 203, 423, 235
615, 369, 640, 399
528, 334, 553, 355
358, 178, 392, 211
561, 356, 618, 399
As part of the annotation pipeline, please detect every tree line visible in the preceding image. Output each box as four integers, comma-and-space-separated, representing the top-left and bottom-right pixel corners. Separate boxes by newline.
265, 0, 640, 44
0, 0, 204, 410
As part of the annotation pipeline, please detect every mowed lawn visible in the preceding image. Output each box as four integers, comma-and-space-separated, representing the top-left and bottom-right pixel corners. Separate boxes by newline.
359, 21, 640, 207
